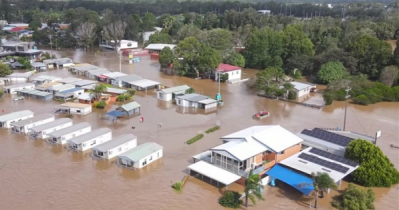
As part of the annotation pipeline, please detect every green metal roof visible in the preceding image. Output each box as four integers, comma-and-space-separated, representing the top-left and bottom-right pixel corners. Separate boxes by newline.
120, 101, 141, 111
118, 142, 163, 162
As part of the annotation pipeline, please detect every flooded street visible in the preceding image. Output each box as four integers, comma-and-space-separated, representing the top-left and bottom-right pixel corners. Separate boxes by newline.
0, 49, 398, 210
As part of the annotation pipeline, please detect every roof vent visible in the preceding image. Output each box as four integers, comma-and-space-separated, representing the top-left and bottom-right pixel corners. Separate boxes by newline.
298, 160, 308, 164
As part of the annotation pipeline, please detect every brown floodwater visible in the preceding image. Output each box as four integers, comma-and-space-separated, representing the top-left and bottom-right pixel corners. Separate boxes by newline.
0, 49, 398, 210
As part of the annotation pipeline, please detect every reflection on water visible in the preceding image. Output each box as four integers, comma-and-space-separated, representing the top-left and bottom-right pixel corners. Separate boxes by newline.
0, 49, 397, 210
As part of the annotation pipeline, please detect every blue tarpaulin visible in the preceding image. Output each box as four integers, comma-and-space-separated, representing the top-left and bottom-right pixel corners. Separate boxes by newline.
266, 164, 314, 195
105, 110, 125, 118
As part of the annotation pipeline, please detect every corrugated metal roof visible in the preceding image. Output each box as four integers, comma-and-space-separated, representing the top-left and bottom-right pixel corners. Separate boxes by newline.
50, 84, 76, 91
128, 79, 160, 88
176, 93, 209, 102
56, 87, 83, 95
70, 80, 97, 87
31, 62, 47, 68
60, 102, 91, 109
101, 72, 127, 79
0, 110, 34, 122
119, 101, 141, 111
290, 82, 314, 91
68, 128, 112, 144
29, 118, 72, 132
160, 85, 190, 94
58, 77, 82, 84
145, 44, 176, 51
93, 134, 137, 151
32, 75, 61, 82
17, 89, 52, 97
11, 114, 54, 127
118, 142, 163, 162
4, 83, 35, 89
48, 122, 91, 138
115, 74, 142, 83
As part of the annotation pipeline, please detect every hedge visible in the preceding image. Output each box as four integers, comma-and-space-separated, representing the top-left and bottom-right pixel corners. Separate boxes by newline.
186, 134, 204, 145
218, 191, 243, 209
205, 126, 220, 134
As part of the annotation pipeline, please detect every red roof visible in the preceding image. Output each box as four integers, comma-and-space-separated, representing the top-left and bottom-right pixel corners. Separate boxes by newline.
10, 27, 23, 32
216, 63, 241, 72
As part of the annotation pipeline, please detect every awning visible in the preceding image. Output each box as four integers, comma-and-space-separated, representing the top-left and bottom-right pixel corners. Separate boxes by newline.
188, 161, 241, 185
266, 164, 314, 195
97, 75, 107, 79
105, 110, 126, 118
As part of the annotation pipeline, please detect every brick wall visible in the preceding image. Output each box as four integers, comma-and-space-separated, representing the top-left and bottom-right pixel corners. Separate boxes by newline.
276, 143, 302, 162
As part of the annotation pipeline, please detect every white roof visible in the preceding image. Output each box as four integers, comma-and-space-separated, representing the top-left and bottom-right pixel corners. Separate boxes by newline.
58, 77, 82, 84
188, 161, 241, 185
280, 147, 359, 182
160, 85, 190, 94
145, 44, 176, 51
211, 139, 268, 161
6, 72, 34, 78
198, 98, 217, 105
50, 84, 76, 91
0, 110, 33, 122
128, 79, 160, 88
77, 93, 93, 100
222, 125, 303, 153
290, 82, 314, 91
101, 72, 127, 79
32, 75, 61, 82
5, 83, 35, 89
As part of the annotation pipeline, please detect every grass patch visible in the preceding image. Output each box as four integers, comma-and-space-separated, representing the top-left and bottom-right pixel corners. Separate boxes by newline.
186, 134, 204, 145
205, 126, 220, 134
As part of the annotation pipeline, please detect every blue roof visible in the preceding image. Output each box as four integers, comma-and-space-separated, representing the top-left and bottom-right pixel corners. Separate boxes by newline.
106, 110, 126, 118
58, 87, 83, 94
266, 164, 314, 195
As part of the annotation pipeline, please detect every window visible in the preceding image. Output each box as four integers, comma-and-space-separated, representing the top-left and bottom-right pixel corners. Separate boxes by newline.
77, 110, 81, 113
118, 147, 122, 152
279, 150, 285, 155
142, 160, 147, 166
149, 156, 153, 161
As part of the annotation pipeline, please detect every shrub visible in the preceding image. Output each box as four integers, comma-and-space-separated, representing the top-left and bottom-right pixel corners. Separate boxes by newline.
287, 91, 297, 100
220, 73, 229, 82
353, 94, 370, 105
93, 102, 99, 107
116, 94, 132, 101
0, 89, 3, 98
205, 126, 220, 134
332, 184, 375, 210
172, 181, 183, 192
186, 134, 204, 145
317, 61, 348, 84
218, 191, 243, 209
345, 139, 399, 187
127, 89, 136, 96
96, 101, 107, 109
185, 87, 195, 94
335, 89, 347, 101
323, 92, 335, 105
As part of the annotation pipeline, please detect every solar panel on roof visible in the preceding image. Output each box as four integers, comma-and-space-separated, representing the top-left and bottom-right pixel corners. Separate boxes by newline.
298, 152, 350, 174
302, 128, 355, 146
308, 148, 358, 167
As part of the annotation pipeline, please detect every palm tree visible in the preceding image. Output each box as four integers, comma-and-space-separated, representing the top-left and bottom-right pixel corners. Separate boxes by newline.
300, 172, 337, 208
93, 84, 107, 100
282, 82, 295, 99
244, 169, 264, 207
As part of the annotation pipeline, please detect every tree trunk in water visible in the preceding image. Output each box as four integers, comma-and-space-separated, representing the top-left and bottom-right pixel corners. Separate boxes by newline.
314, 191, 318, 208
245, 195, 248, 207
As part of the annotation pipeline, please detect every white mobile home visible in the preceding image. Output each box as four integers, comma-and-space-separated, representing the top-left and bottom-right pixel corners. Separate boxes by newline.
49, 84, 76, 95
92, 134, 137, 160
11, 114, 55, 133
31, 75, 62, 85
4, 83, 35, 94
0, 110, 34, 128
67, 128, 112, 152
47, 122, 91, 145
157, 85, 190, 101
58, 77, 82, 84
29, 118, 73, 139
35, 82, 62, 91
55, 102, 92, 115
175, 93, 218, 109
6, 72, 34, 83
289, 81, 316, 98
117, 142, 163, 169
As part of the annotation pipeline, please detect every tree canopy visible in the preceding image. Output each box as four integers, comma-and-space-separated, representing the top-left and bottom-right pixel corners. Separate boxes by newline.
332, 184, 375, 210
345, 139, 399, 187
0, 63, 13, 77
145, 32, 173, 47
159, 47, 174, 68
317, 61, 349, 84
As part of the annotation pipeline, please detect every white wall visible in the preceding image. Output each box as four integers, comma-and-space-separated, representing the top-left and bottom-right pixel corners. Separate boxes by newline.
296, 88, 311, 98
11, 117, 55, 133
204, 103, 217, 109
176, 99, 198, 108
215, 70, 242, 82
52, 126, 91, 145
103, 139, 137, 159
69, 106, 92, 115
7, 78, 29, 84
7, 84, 35, 94
1, 114, 34, 128
33, 122, 73, 139
135, 149, 163, 169
79, 132, 113, 151
157, 91, 172, 101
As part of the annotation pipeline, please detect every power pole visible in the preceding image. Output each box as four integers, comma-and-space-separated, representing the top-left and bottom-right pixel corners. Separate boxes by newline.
119, 51, 122, 73
48, 35, 53, 57
343, 87, 351, 131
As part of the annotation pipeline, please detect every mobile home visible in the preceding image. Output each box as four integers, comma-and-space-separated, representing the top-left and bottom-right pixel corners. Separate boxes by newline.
47, 122, 92, 145
31, 75, 61, 85
67, 128, 113, 151
55, 102, 92, 115
29, 118, 73, 139
157, 85, 190, 101
175, 93, 217, 109
117, 142, 163, 169
4, 83, 35, 94
0, 110, 34, 128
11, 114, 55, 133
92, 134, 137, 160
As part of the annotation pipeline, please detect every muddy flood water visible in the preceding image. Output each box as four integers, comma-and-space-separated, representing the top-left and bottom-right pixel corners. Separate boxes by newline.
0, 49, 398, 210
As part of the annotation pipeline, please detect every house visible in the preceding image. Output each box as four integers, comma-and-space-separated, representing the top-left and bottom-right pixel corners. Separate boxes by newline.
297, 128, 376, 157
85, 68, 110, 80
289, 81, 316, 98
6, 72, 34, 83
35, 82, 62, 91
128, 79, 160, 91
29, 118, 73, 139
10, 61, 25, 69
81, 84, 126, 103
77, 93, 94, 104
55, 102, 92, 115
4, 83, 35, 94
16, 89, 53, 100
11, 114, 55, 133
49, 84, 76, 95
31, 75, 61, 85
157, 85, 190, 101
215, 63, 242, 82
91, 134, 138, 160
70, 65, 99, 76
70, 79, 97, 87
0, 110, 34, 128
117, 142, 163, 169
31, 62, 47, 71
190, 125, 303, 187
54, 87, 84, 101
113, 74, 142, 88
144, 44, 176, 54
58, 77, 82, 84
101, 72, 127, 84
67, 128, 112, 152
115, 101, 141, 116
175, 93, 217, 110
43, 58, 74, 69
47, 122, 92, 144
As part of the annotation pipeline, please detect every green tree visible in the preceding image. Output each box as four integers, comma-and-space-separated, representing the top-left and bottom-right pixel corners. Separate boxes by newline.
0, 63, 12, 77
202, 12, 220, 30
266, 66, 285, 82
203, 28, 233, 52
300, 172, 337, 208
346, 35, 392, 78
159, 47, 174, 68
281, 24, 314, 63
345, 139, 399, 187
29, 19, 42, 30
392, 40, 399, 66
283, 83, 296, 100
93, 84, 107, 100
196, 44, 222, 77
225, 52, 245, 68
142, 12, 157, 31
17, 57, 32, 70
176, 24, 203, 42
218, 191, 243, 209
185, 87, 195, 94
332, 184, 375, 210
373, 22, 395, 40
243, 169, 264, 207
317, 62, 348, 84
144, 32, 172, 47
379, 65, 399, 87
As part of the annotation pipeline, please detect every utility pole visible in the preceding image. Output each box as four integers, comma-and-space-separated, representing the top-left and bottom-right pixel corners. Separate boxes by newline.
343, 87, 351, 131
48, 35, 53, 57
119, 51, 122, 72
